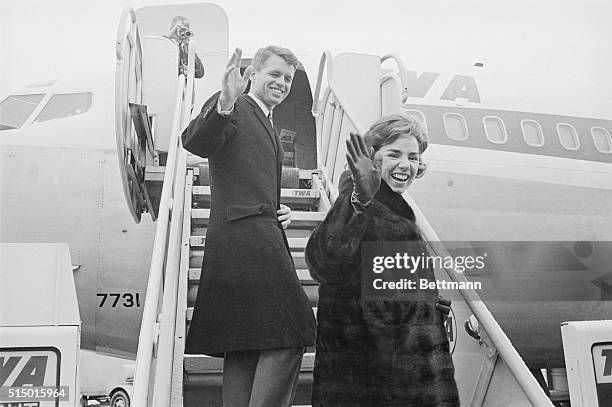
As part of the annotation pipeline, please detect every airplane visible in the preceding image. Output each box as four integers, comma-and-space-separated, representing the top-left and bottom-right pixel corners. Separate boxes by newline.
0, 77, 155, 358
1, 2, 611, 406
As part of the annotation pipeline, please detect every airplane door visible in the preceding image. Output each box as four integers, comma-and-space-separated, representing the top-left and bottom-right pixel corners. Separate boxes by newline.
135, 4, 229, 115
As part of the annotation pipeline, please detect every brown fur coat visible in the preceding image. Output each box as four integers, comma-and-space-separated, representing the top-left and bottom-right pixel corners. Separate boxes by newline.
305, 173, 459, 406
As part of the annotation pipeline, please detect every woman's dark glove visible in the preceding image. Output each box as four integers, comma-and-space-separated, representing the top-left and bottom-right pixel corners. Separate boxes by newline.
346, 132, 381, 206
436, 296, 452, 316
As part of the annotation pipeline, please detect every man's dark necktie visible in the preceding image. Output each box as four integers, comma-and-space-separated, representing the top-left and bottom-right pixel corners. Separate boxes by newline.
267, 111, 274, 130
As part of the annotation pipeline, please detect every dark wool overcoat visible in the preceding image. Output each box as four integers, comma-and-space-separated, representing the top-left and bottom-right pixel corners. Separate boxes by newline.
182, 94, 316, 356
306, 173, 459, 407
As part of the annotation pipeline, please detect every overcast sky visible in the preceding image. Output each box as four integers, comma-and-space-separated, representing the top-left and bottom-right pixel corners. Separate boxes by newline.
1, 0, 611, 113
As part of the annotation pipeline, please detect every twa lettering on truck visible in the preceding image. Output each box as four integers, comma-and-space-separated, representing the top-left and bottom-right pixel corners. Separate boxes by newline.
0, 347, 60, 407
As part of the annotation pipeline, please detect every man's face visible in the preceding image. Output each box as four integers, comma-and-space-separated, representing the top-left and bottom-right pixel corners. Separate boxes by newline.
170, 19, 190, 40
250, 54, 295, 110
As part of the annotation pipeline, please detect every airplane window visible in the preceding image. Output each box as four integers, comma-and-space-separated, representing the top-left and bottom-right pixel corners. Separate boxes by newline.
521, 119, 544, 147
0, 94, 45, 130
557, 123, 579, 150
591, 127, 612, 153
404, 109, 428, 133
483, 116, 507, 144
34, 92, 92, 123
443, 112, 468, 141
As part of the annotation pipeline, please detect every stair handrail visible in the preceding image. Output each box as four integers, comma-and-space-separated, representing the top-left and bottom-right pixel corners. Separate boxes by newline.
314, 49, 553, 405
403, 192, 554, 406
380, 53, 409, 104
381, 50, 552, 407
378, 52, 552, 405
312, 50, 370, 200
312, 52, 368, 154
380, 52, 551, 405
133, 73, 187, 407
150, 40, 196, 407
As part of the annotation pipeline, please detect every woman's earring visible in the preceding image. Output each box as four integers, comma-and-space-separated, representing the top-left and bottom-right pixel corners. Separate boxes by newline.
416, 161, 427, 178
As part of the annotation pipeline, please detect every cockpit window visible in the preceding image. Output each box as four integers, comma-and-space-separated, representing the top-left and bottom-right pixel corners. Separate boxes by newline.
34, 92, 92, 123
0, 94, 45, 130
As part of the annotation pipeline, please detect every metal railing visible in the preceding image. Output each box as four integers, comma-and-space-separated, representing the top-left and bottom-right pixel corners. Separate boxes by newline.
380, 53, 409, 104
132, 73, 186, 407
312, 50, 553, 407
312, 51, 368, 201
132, 40, 197, 406
405, 196, 554, 406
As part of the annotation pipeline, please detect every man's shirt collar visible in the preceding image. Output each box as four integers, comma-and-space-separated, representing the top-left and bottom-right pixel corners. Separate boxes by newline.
247, 92, 271, 118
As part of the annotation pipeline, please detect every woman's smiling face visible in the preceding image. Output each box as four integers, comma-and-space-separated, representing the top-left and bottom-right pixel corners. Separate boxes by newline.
376, 135, 421, 194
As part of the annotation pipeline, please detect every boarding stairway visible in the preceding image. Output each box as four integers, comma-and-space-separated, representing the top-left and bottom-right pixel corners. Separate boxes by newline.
180, 163, 328, 405
116, 6, 560, 407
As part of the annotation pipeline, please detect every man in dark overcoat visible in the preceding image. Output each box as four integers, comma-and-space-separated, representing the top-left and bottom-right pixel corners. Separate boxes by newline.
181, 46, 316, 407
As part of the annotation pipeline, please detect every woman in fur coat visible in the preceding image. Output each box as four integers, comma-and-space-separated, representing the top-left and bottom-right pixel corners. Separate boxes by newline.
305, 115, 459, 406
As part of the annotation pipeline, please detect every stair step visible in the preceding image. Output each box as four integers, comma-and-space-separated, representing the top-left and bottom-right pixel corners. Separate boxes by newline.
195, 165, 319, 188
292, 251, 307, 269
296, 268, 316, 284
186, 154, 207, 167
186, 307, 317, 323
192, 165, 318, 181
302, 285, 319, 307
190, 236, 309, 250
182, 353, 315, 405
184, 352, 315, 374
186, 284, 317, 308
188, 268, 316, 285
186, 274, 318, 307
192, 186, 320, 206
189, 249, 307, 269
191, 210, 326, 228
145, 165, 199, 182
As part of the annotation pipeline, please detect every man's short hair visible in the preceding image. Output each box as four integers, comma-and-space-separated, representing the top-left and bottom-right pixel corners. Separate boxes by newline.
171, 15, 189, 28
252, 46, 300, 71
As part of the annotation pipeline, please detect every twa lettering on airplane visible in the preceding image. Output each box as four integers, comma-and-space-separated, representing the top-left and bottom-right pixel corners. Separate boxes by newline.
404, 71, 481, 103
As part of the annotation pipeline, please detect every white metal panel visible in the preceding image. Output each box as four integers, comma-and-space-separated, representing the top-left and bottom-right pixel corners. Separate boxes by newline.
561, 320, 612, 407
333, 53, 381, 129
0, 326, 80, 407
0, 243, 79, 326
142, 36, 179, 152
480, 356, 535, 406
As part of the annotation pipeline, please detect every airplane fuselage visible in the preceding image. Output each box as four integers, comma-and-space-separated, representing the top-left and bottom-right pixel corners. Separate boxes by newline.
0, 82, 155, 357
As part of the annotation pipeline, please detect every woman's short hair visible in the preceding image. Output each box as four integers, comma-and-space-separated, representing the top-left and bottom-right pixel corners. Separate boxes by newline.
363, 114, 428, 155
252, 45, 300, 71
363, 114, 428, 177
